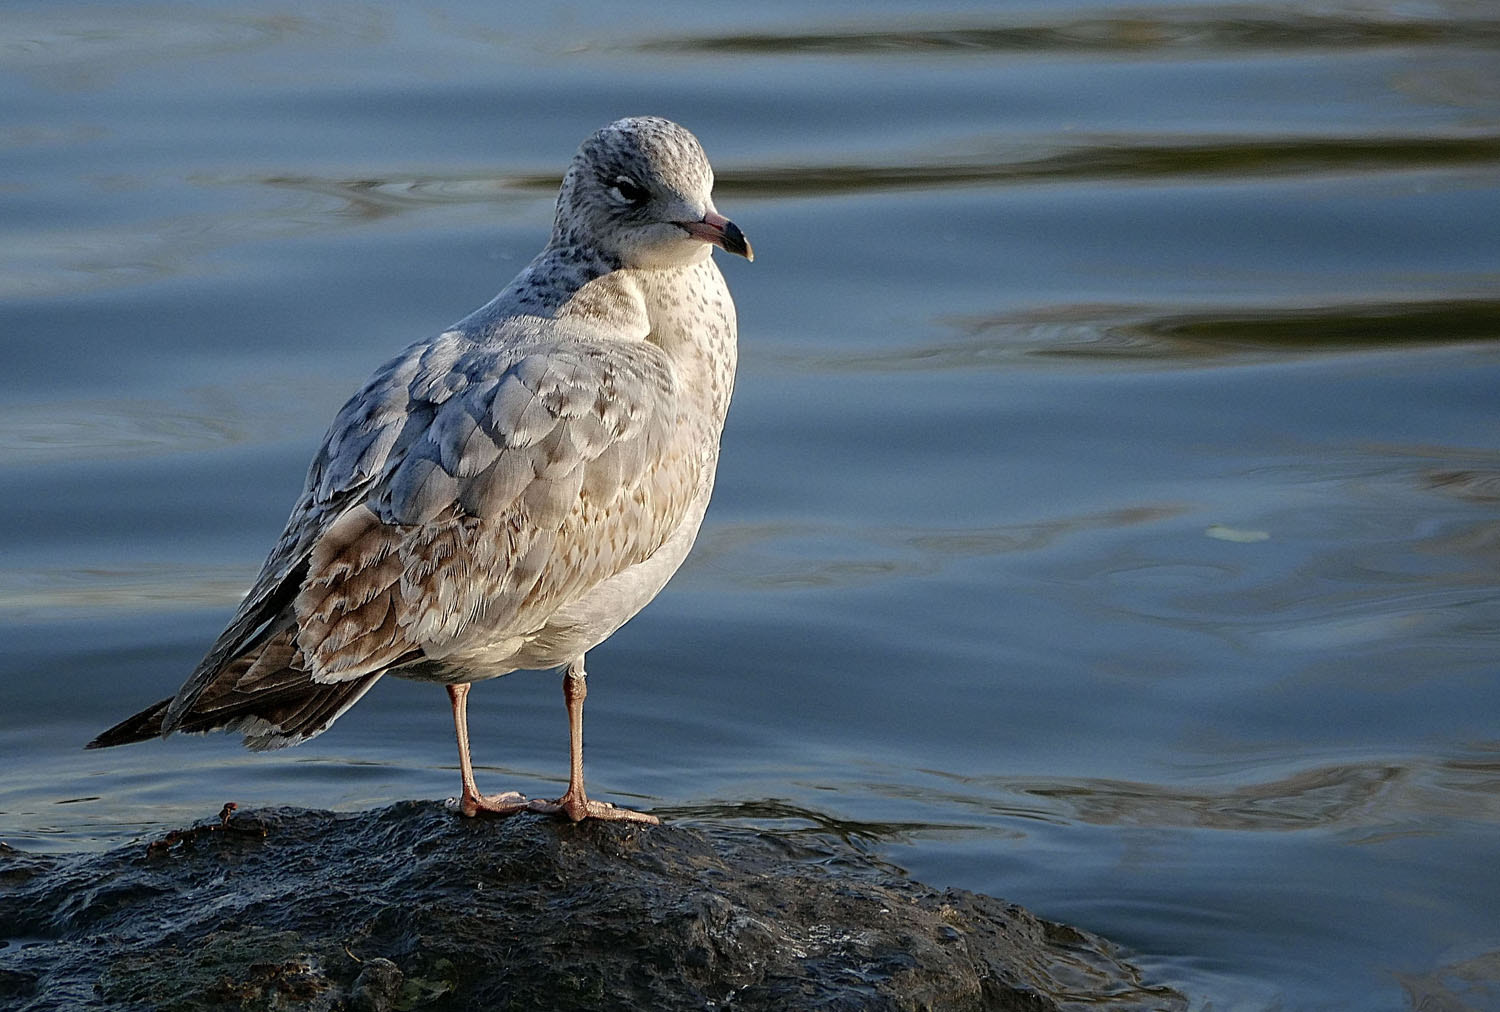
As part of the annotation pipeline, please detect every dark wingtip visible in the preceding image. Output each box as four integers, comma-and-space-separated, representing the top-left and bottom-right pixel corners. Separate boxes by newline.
87, 697, 172, 750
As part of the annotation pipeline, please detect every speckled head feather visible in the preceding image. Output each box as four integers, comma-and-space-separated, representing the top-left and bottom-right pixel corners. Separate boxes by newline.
553, 116, 726, 270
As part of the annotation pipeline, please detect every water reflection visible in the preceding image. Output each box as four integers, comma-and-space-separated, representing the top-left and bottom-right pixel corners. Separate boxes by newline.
1425, 467, 1500, 504
873, 749, 1500, 835
1395, 949, 1500, 1012
645, 10, 1500, 57
16, 137, 1498, 299
919, 299, 1500, 370
0, 369, 342, 464
229, 129, 1500, 210
0, 398, 247, 464
687, 506, 1182, 591
262, 173, 545, 221
1, 12, 294, 84
658, 798, 968, 855
0, 565, 247, 619
1133, 299, 1500, 350
718, 135, 1500, 197
22, 123, 1499, 298
1038, 443, 1500, 660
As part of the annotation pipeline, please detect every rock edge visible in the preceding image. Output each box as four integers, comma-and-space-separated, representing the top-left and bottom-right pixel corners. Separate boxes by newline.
0, 802, 1184, 1011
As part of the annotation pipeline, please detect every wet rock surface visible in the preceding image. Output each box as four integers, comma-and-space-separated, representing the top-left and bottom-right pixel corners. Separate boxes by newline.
0, 802, 1184, 1011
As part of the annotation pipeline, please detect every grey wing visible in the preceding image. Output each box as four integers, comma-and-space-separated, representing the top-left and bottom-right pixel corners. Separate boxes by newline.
293, 336, 701, 676
158, 332, 698, 744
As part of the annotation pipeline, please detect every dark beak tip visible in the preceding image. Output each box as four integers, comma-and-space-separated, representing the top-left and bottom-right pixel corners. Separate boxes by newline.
681, 214, 753, 261
724, 221, 754, 262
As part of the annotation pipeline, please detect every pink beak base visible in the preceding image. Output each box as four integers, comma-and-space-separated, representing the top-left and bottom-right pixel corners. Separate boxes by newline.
680, 210, 753, 261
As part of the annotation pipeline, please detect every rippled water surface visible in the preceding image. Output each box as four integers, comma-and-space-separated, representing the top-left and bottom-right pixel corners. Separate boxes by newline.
4, 3, 1499, 1008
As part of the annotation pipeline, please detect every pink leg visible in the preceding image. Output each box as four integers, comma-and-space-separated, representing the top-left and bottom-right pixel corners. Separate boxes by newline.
446, 683, 527, 818
528, 658, 659, 825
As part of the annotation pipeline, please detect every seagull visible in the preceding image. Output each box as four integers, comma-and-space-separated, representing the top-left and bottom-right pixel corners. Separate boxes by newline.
88, 116, 752, 825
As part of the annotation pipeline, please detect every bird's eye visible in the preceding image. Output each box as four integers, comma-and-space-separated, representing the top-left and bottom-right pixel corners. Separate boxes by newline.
608, 176, 649, 205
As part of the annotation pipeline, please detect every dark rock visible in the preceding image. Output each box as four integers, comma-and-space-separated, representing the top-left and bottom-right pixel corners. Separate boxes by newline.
348, 957, 403, 1012
0, 802, 1184, 1011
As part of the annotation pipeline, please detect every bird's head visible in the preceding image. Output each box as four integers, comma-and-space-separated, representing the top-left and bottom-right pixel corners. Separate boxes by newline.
553, 116, 752, 270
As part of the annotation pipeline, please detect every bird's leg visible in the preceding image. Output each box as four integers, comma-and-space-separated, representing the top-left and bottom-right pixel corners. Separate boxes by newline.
528, 657, 659, 825
445, 683, 527, 817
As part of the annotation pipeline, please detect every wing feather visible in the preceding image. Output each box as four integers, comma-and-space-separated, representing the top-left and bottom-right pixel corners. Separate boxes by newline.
160, 331, 699, 736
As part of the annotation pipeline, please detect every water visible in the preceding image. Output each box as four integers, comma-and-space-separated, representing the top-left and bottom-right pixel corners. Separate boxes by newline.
3, 2, 1499, 1008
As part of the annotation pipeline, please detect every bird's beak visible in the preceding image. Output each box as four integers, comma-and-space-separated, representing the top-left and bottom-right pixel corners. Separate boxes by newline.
680, 210, 753, 262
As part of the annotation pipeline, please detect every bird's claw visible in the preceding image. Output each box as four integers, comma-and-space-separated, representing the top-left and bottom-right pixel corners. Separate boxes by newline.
445, 790, 528, 818
527, 794, 659, 825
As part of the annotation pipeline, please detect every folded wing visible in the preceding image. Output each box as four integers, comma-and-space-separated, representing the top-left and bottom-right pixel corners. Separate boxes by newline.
92, 332, 699, 751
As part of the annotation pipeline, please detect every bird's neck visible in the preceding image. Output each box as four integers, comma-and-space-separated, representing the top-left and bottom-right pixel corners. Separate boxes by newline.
458, 245, 738, 426
633, 257, 738, 426
485, 244, 620, 317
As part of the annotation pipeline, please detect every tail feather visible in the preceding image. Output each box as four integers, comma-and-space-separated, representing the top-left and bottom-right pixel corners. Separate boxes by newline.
86, 627, 405, 751
87, 673, 386, 751
87, 698, 172, 749
90, 570, 418, 753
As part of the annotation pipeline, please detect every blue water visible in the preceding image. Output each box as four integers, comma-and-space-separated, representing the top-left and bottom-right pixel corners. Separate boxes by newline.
4, 3, 1500, 1008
